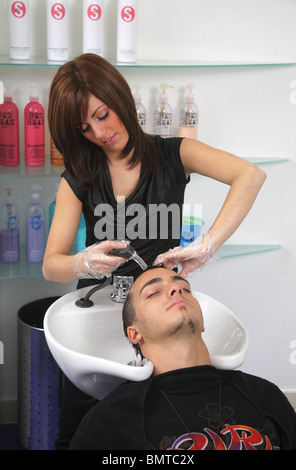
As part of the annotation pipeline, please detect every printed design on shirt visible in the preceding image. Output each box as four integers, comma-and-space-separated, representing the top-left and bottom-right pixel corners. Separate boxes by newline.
167, 424, 279, 450
156, 402, 280, 450
199, 402, 235, 429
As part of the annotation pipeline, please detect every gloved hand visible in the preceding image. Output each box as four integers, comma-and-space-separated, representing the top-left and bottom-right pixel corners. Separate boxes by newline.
72, 240, 128, 279
153, 230, 215, 278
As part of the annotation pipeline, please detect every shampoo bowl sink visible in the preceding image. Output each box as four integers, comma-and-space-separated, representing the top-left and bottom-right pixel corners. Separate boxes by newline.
44, 286, 248, 400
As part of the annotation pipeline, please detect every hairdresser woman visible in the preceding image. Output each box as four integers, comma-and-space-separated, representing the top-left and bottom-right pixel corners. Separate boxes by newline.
42, 53, 265, 448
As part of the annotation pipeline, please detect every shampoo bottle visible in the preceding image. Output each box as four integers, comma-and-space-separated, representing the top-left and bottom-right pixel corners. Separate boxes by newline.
0, 83, 20, 166
132, 85, 146, 131
180, 204, 204, 247
26, 185, 45, 263
24, 83, 45, 166
48, 183, 59, 231
180, 216, 204, 247
8, 0, 30, 60
117, 0, 137, 63
50, 138, 64, 165
178, 84, 199, 139
76, 215, 86, 252
83, 0, 104, 56
47, 0, 69, 62
153, 84, 174, 137
0, 186, 20, 264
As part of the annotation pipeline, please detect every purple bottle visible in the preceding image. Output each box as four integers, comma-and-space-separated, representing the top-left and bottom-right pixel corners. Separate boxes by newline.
26, 185, 45, 263
0, 186, 20, 264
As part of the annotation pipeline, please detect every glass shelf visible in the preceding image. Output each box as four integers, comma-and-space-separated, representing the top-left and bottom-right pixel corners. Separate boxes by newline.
218, 243, 281, 259
0, 244, 77, 280
246, 157, 289, 165
0, 156, 288, 178
0, 55, 68, 68
0, 243, 282, 280
0, 245, 43, 280
1, 54, 295, 69
112, 59, 296, 69
0, 156, 64, 177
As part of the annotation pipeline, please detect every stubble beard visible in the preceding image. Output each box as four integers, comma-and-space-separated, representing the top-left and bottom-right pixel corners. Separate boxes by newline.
169, 308, 198, 338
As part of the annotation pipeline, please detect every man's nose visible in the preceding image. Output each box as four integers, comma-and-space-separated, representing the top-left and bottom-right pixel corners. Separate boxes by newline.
167, 283, 183, 297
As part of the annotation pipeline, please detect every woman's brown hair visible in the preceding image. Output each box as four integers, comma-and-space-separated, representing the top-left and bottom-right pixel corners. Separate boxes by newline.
48, 53, 156, 186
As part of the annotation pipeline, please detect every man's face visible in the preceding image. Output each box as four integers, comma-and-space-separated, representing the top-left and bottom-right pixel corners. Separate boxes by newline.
128, 268, 204, 346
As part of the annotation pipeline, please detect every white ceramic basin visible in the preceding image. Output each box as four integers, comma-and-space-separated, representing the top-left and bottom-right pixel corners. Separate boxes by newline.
44, 286, 248, 400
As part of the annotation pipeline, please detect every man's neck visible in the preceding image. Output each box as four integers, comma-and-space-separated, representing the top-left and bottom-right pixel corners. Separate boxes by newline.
147, 338, 211, 376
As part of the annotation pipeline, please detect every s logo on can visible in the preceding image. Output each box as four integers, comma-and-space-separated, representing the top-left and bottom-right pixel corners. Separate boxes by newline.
87, 4, 102, 21
121, 6, 135, 23
51, 3, 66, 20
11, 1, 26, 18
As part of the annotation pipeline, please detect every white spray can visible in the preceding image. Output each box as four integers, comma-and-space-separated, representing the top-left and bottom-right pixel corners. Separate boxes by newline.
8, 0, 30, 60
46, 0, 69, 62
83, 0, 104, 56
117, 0, 137, 63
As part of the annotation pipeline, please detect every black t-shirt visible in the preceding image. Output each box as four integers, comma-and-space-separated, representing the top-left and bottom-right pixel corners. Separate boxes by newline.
145, 366, 281, 450
62, 136, 188, 286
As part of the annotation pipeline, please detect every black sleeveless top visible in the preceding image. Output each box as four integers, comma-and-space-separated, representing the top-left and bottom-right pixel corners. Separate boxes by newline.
62, 136, 189, 286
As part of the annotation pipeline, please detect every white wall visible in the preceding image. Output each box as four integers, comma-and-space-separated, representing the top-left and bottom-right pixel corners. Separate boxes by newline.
0, 0, 296, 417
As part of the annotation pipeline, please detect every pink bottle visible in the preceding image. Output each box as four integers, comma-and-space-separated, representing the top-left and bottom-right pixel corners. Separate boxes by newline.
24, 83, 45, 166
0, 83, 20, 166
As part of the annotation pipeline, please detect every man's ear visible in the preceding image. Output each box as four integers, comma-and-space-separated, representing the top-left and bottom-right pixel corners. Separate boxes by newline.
127, 325, 142, 344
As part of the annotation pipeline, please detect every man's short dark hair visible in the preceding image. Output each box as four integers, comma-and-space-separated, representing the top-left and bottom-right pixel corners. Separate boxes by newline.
122, 290, 143, 358
122, 266, 165, 358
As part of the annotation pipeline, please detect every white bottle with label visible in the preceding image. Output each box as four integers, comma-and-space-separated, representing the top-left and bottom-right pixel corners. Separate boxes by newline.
153, 84, 174, 138
178, 84, 199, 139
132, 85, 146, 131
83, 0, 104, 56
26, 185, 45, 263
47, 0, 69, 62
0, 186, 20, 264
8, 0, 30, 60
117, 0, 138, 63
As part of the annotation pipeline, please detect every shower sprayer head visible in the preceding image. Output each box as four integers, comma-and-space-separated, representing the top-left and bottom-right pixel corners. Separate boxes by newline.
109, 244, 148, 271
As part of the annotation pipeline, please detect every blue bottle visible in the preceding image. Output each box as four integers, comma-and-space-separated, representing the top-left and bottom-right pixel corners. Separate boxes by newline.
180, 215, 204, 247
76, 214, 86, 252
26, 185, 45, 262
48, 183, 59, 232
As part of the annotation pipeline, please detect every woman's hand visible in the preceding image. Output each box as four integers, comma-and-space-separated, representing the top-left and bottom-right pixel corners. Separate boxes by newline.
154, 231, 215, 278
72, 240, 128, 279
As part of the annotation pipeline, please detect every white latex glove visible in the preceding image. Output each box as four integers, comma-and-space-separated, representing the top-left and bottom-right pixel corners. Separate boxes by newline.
154, 230, 215, 277
72, 240, 128, 279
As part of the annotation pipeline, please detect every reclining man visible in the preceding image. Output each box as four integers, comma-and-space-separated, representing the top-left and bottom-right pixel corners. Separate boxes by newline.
70, 267, 296, 450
